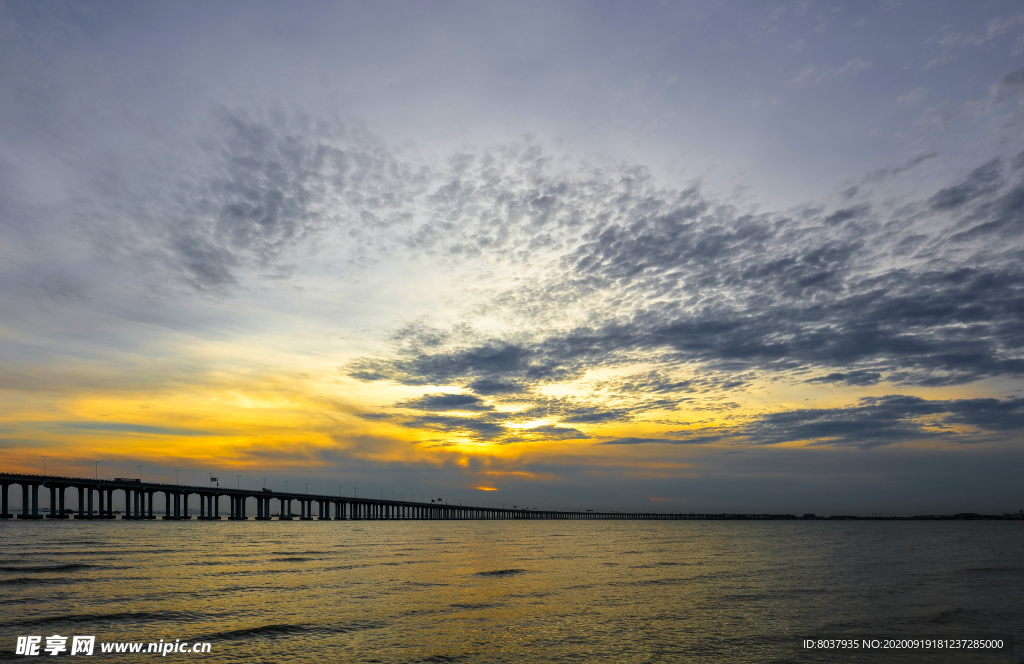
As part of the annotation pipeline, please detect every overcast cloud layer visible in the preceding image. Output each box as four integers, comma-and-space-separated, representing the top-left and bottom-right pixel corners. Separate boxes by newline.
2, 1, 1024, 513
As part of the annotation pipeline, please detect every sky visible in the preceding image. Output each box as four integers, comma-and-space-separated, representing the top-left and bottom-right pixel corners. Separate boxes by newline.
2, 0, 1024, 515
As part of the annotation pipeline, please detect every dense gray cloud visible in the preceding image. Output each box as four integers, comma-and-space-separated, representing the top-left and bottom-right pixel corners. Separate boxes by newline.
41, 96, 1005, 453
396, 393, 493, 412
144, 111, 423, 292
382, 390, 624, 444
354, 201, 1024, 397
594, 394, 1024, 449
466, 378, 526, 395
401, 415, 508, 440
391, 412, 586, 444
351, 165, 1024, 390
860, 152, 938, 186
507, 425, 587, 441
805, 371, 883, 387
330, 94, 1024, 445
599, 435, 723, 446
929, 158, 1003, 210
743, 395, 1024, 448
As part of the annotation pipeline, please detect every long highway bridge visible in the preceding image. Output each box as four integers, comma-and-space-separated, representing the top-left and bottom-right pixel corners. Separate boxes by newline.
0, 472, 797, 521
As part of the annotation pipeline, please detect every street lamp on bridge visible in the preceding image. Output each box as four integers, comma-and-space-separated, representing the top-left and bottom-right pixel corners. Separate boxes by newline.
175, 469, 181, 485
93, 460, 100, 479
138, 465, 143, 481
42, 456, 49, 476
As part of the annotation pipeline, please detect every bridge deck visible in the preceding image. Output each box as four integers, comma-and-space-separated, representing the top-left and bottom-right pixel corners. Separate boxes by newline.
0, 473, 796, 521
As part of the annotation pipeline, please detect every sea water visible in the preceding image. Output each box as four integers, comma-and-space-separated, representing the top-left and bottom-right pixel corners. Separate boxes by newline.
0, 520, 1021, 663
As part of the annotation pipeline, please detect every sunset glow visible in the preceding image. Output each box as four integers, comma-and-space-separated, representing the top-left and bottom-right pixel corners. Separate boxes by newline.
2, 1, 1023, 515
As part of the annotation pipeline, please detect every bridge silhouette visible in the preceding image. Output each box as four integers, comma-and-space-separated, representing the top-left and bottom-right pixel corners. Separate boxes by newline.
1, 472, 797, 521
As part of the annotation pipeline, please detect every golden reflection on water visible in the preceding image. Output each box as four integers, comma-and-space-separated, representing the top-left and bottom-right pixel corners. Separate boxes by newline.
1, 521, 1021, 663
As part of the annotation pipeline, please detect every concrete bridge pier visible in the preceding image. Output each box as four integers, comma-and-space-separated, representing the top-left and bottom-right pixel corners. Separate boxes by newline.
45, 485, 68, 518
144, 490, 156, 519
131, 488, 145, 519
228, 494, 247, 520
199, 493, 221, 520
74, 486, 92, 519
196, 492, 211, 519
0, 482, 10, 518
162, 490, 190, 519
17, 482, 43, 519
97, 488, 108, 519
255, 496, 272, 520
122, 488, 136, 519
162, 490, 174, 519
